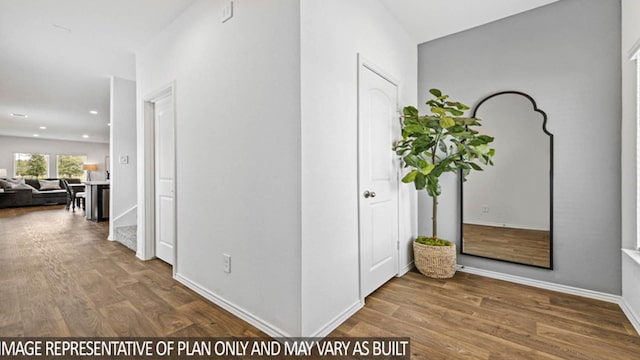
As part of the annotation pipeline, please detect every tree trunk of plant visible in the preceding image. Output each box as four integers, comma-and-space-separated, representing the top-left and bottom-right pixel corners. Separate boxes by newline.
432, 195, 438, 239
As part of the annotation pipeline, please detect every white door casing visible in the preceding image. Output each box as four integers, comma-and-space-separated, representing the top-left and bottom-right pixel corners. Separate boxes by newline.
358, 58, 400, 298
154, 94, 176, 265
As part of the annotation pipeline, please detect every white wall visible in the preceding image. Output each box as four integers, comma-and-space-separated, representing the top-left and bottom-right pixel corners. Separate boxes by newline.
418, 0, 621, 294
300, 0, 417, 336
109, 76, 137, 241
0, 135, 108, 180
621, 0, 640, 331
136, 0, 302, 336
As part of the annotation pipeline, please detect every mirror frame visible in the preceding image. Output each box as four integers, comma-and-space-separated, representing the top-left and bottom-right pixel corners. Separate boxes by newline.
459, 91, 554, 269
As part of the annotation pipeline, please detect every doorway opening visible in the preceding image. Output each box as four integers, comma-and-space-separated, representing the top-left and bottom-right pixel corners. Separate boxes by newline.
140, 82, 177, 271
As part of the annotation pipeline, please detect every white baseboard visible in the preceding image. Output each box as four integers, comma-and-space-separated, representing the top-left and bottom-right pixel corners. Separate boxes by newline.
464, 221, 547, 232
457, 265, 622, 304
174, 265, 639, 339
307, 300, 364, 338
174, 273, 291, 338
111, 204, 138, 224
458, 265, 640, 333
620, 298, 640, 335
398, 261, 414, 277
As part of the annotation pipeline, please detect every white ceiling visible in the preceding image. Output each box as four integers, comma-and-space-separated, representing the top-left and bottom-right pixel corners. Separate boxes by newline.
380, 0, 560, 44
0, 0, 194, 144
0, 0, 557, 144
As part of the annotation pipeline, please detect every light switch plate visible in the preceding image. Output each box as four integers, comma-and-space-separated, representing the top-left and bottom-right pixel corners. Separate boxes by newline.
119, 155, 129, 164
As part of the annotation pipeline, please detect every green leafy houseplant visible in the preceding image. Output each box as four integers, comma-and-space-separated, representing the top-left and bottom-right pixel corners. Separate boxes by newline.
394, 89, 495, 245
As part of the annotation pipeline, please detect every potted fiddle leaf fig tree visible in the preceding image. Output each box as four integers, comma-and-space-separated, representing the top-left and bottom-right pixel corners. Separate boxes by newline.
393, 89, 495, 278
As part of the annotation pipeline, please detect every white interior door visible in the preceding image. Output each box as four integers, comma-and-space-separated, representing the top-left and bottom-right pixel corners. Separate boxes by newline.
154, 94, 175, 265
359, 62, 399, 298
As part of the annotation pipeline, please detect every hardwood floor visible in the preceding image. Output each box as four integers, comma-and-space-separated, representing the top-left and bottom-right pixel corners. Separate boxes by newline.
1, 206, 638, 359
0, 205, 264, 337
463, 223, 551, 267
333, 271, 640, 359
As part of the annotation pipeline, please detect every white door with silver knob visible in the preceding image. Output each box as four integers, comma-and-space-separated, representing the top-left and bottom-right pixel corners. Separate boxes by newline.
358, 59, 399, 298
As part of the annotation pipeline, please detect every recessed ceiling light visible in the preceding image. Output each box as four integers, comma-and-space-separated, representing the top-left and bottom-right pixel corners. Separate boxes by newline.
33, 134, 39, 137
39, 126, 47, 130
10, 113, 28, 118
82, 134, 89, 138
89, 110, 98, 115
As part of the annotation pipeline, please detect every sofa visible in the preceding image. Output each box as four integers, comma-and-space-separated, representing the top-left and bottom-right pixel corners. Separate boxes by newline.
0, 178, 77, 208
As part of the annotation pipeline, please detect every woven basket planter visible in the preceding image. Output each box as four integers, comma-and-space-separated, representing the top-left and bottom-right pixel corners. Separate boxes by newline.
413, 241, 456, 279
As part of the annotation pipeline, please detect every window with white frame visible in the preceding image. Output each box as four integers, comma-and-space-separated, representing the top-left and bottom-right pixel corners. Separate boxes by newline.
13, 153, 49, 179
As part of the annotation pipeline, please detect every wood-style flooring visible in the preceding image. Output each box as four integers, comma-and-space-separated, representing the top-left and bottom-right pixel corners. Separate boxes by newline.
333, 271, 640, 359
463, 223, 551, 267
1, 206, 638, 359
0, 205, 265, 337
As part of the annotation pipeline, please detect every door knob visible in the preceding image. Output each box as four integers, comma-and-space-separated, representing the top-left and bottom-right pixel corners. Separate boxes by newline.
363, 190, 376, 198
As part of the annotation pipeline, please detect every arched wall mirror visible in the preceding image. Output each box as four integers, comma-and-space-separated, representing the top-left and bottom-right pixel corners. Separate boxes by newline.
460, 91, 553, 269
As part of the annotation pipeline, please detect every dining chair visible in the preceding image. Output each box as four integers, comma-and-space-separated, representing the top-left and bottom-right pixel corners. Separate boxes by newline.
62, 179, 85, 212
61, 179, 73, 210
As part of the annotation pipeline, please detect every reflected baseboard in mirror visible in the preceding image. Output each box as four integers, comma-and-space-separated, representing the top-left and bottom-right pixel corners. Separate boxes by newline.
463, 224, 550, 268
460, 91, 553, 269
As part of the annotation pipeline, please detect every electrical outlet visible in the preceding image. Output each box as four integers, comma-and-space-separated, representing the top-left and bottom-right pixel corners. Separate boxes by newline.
482, 205, 489, 213
223, 254, 231, 273
222, 1, 233, 23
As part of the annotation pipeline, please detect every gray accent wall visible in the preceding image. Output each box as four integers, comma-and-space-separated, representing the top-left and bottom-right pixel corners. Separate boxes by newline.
418, 0, 622, 294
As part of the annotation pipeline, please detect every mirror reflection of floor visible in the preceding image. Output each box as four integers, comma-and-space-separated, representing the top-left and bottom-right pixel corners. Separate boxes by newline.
463, 223, 550, 268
